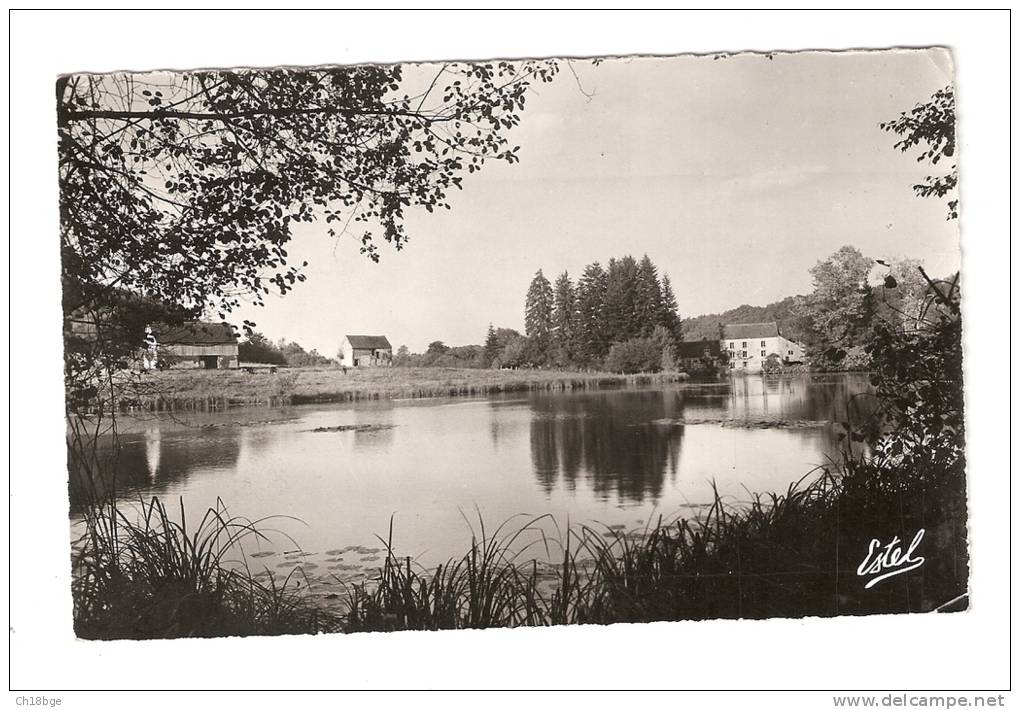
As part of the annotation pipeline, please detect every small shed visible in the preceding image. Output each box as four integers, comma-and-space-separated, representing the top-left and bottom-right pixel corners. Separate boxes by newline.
676, 339, 723, 370
339, 335, 393, 368
155, 322, 239, 370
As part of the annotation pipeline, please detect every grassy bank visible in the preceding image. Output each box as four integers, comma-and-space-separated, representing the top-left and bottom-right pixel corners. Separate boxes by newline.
342, 453, 968, 631
72, 497, 341, 639
117, 366, 691, 412
72, 448, 967, 639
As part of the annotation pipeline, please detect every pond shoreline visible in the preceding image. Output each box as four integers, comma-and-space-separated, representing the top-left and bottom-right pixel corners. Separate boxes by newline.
116, 366, 696, 412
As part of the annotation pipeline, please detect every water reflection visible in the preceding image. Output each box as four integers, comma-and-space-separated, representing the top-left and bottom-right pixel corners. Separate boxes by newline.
68, 374, 876, 565
527, 390, 684, 503
525, 374, 874, 506
68, 424, 242, 514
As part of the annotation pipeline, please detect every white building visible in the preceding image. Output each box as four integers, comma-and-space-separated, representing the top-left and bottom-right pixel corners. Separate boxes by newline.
338, 335, 393, 368
722, 322, 804, 372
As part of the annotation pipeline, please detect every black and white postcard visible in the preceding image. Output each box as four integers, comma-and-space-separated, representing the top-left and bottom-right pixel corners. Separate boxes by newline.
8, 9, 1012, 700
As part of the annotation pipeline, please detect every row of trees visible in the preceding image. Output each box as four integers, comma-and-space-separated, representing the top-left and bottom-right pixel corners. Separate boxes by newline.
238, 332, 334, 367
390, 255, 685, 373
392, 341, 487, 369
518, 254, 682, 370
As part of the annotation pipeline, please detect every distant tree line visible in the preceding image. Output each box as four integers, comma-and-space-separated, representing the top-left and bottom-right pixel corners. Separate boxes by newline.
393, 341, 488, 369
390, 247, 940, 375
683, 295, 816, 345
239, 332, 334, 367
682, 246, 937, 371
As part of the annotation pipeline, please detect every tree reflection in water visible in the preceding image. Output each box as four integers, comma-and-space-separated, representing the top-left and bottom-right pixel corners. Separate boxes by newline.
526, 375, 876, 505
529, 390, 685, 503
67, 424, 242, 515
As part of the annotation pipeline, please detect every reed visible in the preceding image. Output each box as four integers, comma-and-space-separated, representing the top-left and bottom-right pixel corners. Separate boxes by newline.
71, 446, 966, 638
116, 367, 691, 412
336, 451, 967, 632
72, 496, 340, 639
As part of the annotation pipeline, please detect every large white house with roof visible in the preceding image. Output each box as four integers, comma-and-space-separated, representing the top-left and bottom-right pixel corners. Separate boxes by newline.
722, 322, 804, 371
338, 335, 393, 367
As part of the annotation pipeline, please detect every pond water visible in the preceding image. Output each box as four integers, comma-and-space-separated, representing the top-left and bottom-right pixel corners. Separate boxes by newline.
69, 374, 874, 594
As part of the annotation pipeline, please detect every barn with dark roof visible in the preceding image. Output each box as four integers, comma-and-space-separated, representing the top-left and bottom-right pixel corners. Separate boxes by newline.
155, 321, 239, 370
338, 335, 393, 368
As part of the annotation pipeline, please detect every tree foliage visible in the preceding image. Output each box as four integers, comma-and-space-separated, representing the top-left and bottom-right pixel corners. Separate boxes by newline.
575, 262, 609, 368
801, 245, 876, 365
524, 255, 681, 369
605, 338, 662, 374
524, 269, 554, 340
880, 85, 957, 220
483, 324, 500, 367
238, 332, 331, 366
862, 272, 963, 474
682, 294, 814, 345
59, 60, 560, 409
551, 271, 578, 366
238, 331, 287, 365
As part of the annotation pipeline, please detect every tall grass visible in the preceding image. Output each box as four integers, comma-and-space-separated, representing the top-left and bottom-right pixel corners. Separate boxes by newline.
71, 442, 966, 639
117, 367, 690, 412
338, 451, 968, 633
72, 497, 340, 639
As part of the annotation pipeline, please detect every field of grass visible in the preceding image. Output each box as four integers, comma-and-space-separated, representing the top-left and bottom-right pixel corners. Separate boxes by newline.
117, 366, 691, 412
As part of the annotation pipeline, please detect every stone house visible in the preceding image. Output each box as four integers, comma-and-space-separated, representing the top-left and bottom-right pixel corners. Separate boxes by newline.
722, 322, 804, 372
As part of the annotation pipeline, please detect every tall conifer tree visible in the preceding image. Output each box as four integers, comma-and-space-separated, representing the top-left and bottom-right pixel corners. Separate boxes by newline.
552, 271, 577, 365
660, 273, 682, 340
576, 262, 608, 366
636, 254, 664, 337
524, 269, 555, 363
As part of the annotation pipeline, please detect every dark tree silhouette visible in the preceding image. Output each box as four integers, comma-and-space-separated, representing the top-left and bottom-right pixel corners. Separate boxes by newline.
603, 255, 640, 344
551, 271, 577, 365
483, 323, 500, 367
635, 254, 664, 337
58, 60, 561, 408
880, 85, 957, 220
575, 262, 608, 367
659, 273, 682, 340
524, 269, 554, 362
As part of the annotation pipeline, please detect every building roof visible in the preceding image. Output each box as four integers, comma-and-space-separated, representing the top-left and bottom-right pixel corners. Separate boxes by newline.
676, 339, 722, 358
156, 321, 237, 345
722, 322, 780, 340
344, 335, 392, 350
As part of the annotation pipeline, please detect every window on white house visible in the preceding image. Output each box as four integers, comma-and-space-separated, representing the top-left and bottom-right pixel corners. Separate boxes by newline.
761, 350, 766, 357
742, 341, 747, 347
761, 340, 766, 347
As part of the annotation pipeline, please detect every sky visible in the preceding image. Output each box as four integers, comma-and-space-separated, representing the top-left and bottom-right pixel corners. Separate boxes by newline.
233, 48, 960, 356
